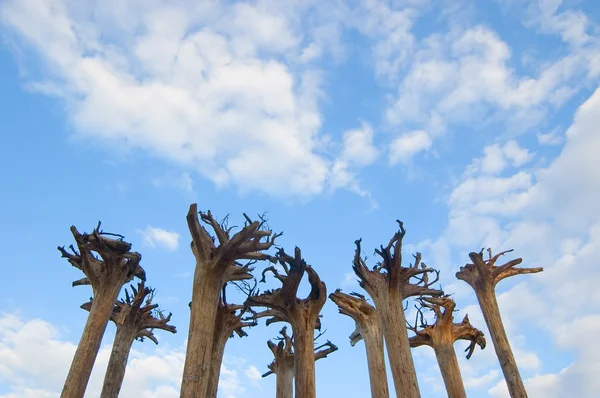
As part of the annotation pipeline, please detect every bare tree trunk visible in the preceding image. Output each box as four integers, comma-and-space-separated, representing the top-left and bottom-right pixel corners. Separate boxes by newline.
277, 367, 294, 398
476, 287, 526, 397
100, 325, 135, 398
294, 326, 316, 398
61, 286, 120, 398
374, 291, 420, 398
456, 250, 542, 398
182, 272, 221, 398
206, 326, 228, 398
362, 327, 390, 398
433, 344, 466, 398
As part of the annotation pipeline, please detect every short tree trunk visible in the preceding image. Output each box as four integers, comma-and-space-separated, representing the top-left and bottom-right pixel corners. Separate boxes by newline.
477, 286, 527, 398
181, 272, 221, 398
277, 366, 294, 398
61, 286, 120, 398
294, 326, 317, 398
362, 327, 390, 398
374, 290, 420, 398
100, 325, 136, 398
433, 344, 466, 398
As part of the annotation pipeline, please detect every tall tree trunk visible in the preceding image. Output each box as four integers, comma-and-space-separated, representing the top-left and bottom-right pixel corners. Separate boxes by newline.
374, 290, 420, 398
206, 326, 229, 398
181, 272, 221, 398
61, 286, 120, 398
362, 327, 390, 398
100, 325, 136, 398
276, 366, 294, 398
433, 344, 466, 398
476, 286, 527, 397
294, 325, 317, 398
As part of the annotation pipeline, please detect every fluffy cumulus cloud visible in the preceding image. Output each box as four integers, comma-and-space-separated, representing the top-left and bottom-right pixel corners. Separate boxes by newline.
0, 314, 262, 398
0, 0, 375, 199
139, 226, 180, 251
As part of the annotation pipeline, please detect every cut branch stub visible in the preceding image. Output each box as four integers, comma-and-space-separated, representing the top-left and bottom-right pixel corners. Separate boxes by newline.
456, 248, 543, 289
407, 296, 486, 359
352, 236, 443, 301
247, 246, 327, 329
262, 327, 338, 378
187, 204, 282, 278
58, 223, 145, 290
80, 282, 176, 344
329, 289, 379, 345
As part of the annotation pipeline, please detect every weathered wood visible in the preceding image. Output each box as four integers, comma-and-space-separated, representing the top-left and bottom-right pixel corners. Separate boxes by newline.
248, 247, 330, 398
330, 290, 389, 398
81, 283, 176, 398
181, 204, 281, 398
408, 296, 486, 398
59, 224, 145, 398
456, 249, 543, 398
351, 224, 443, 398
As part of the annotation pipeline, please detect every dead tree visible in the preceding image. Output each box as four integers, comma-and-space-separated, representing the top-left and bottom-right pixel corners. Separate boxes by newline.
407, 296, 486, 398
456, 249, 543, 398
352, 221, 443, 398
81, 282, 176, 398
58, 223, 145, 398
262, 326, 338, 398
181, 204, 281, 398
247, 246, 328, 398
329, 290, 389, 398
205, 281, 258, 398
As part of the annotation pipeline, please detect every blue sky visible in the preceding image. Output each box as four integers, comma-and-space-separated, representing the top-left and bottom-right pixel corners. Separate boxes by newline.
1, 0, 599, 397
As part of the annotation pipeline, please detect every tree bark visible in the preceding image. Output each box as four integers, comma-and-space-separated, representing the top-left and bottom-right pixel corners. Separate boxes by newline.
100, 325, 136, 398
294, 324, 317, 398
277, 367, 294, 398
476, 286, 527, 398
61, 286, 120, 398
206, 322, 229, 398
433, 344, 466, 398
373, 290, 420, 398
362, 326, 390, 398
181, 271, 221, 398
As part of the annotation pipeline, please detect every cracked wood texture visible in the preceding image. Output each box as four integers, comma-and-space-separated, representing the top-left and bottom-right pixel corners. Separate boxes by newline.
351, 221, 443, 398
181, 204, 280, 398
247, 246, 328, 398
456, 249, 543, 398
329, 290, 389, 398
82, 282, 176, 398
408, 296, 486, 398
58, 224, 145, 398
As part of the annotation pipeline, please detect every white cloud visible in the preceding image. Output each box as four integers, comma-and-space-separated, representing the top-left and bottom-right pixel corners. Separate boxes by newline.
536, 127, 563, 146
0, 313, 267, 398
139, 227, 180, 251
389, 130, 432, 164
152, 172, 194, 193
0, 0, 371, 200
244, 366, 262, 387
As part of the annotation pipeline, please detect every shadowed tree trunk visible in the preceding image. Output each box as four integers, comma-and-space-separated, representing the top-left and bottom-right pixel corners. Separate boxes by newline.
58, 223, 145, 398
206, 283, 257, 398
262, 326, 338, 398
247, 247, 329, 398
329, 290, 389, 398
456, 249, 543, 398
407, 296, 486, 398
181, 204, 281, 398
81, 282, 176, 398
351, 221, 443, 398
